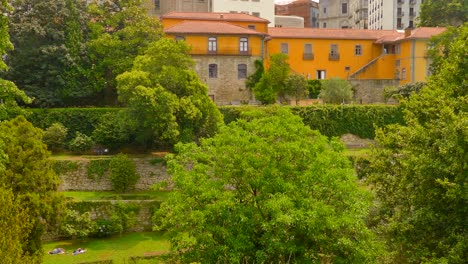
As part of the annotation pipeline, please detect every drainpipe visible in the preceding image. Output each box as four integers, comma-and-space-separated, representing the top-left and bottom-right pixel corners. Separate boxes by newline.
411, 39, 415, 82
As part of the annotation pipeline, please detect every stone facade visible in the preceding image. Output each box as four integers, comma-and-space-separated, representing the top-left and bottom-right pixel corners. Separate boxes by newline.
351, 79, 400, 104
58, 158, 168, 191
194, 55, 262, 105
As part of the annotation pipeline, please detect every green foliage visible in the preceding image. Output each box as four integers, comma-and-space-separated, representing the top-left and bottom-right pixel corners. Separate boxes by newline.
253, 74, 276, 104
87, 159, 111, 180
155, 108, 381, 263
52, 160, 80, 175
108, 202, 140, 235
307, 79, 322, 99
284, 73, 309, 103
117, 38, 223, 147
319, 77, 354, 104
42, 123, 68, 151
0, 116, 62, 260
28, 108, 119, 140
427, 25, 464, 76
92, 110, 134, 149
0, 187, 37, 264
60, 209, 96, 239
254, 53, 291, 104
366, 24, 468, 263
418, 0, 467, 27
383, 82, 426, 102
68, 132, 94, 153
245, 59, 264, 90
110, 153, 139, 193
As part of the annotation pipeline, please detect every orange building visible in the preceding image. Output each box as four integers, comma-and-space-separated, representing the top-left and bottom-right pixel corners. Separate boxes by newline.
161, 12, 445, 104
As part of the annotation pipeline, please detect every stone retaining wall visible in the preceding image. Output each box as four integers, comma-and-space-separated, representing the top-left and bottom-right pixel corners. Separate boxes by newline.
57, 158, 168, 191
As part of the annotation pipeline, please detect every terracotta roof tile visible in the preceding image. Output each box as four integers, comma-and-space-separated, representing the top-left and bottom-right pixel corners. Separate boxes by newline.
162, 11, 270, 24
268, 27, 397, 40
406, 27, 447, 39
165, 21, 266, 36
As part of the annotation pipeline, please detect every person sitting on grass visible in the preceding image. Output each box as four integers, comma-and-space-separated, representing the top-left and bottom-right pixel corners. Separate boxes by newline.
73, 248, 86, 255
48, 248, 65, 255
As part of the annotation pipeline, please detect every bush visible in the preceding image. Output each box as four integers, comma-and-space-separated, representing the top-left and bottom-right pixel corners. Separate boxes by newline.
60, 209, 96, 239
68, 132, 94, 153
92, 111, 134, 150
110, 153, 139, 192
42, 122, 68, 151
307, 79, 322, 98
319, 78, 354, 104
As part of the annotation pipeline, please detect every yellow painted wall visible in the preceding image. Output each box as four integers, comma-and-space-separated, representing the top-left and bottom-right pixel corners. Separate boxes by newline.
266, 38, 393, 80
162, 18, 268, 33
166, 34, 264, 56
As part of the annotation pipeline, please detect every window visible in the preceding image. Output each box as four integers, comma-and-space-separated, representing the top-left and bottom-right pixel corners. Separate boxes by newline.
323, 7, 327, 14
355, 45, 362, 56
395, 59, 400, 67
317, 70, 326, 80
154, 0, 160, 10
329, 44, 339, 60
175, 36, 185, 41
401, 68, 406, 80
323, 22, 327, 28
238, 64, 247, 79
248, 25, 256, 30
280, 43, 288, 54
342, 3, 348, 14
409, 20, 414, 28
396, 44, 401, 54
209, 64, 217, 78
208, 37, 217, 53
239, 37, 249, 54
303, 43, 314, 60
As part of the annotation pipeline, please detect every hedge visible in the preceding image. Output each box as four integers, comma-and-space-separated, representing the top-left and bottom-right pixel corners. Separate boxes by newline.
26, 105, 404, 142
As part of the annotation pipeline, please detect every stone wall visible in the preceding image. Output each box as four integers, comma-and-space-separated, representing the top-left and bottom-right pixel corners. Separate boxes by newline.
351, 79, 400, 104
57, 158, 168, 191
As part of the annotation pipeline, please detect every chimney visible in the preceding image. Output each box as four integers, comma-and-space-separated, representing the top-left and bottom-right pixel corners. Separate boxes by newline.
220, 14, 224, 19
404, 27, 412, 37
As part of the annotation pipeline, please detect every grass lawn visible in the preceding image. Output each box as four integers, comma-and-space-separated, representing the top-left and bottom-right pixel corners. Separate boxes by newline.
343, 147, 370, 158
63, 191, 171, 201
43, 232, 170, 264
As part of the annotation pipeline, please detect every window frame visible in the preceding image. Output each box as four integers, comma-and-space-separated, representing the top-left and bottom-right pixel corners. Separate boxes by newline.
238, 64, 247, 79
209, 64, 218, 78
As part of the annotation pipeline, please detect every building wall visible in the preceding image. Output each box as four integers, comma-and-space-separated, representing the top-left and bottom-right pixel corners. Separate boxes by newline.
318, 0, 352, 28
275, 0, 319, 28
349, 0, 368, 29
163, 17, 269, 34
143, 0, 211, 16
395, 38, 429, 85
212, 0, 275, 27
266, 37, 385, 80
369, 0, 422, 30
275, 15, 305, 28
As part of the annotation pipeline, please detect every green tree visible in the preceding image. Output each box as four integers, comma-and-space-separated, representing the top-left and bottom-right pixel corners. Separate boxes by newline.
0, 187, 37, 264
418, 0, 467, 27
42, 123, 68, 151
154, 108, 381, 263
4, 0, 89, 107
319, 77, 354, 104
366, 24, 468, 263
427, 25, 465, 76
116, 38, 223, 148
245, 59, 264, 90
383, 82, 426, 102
87, 0, 163, 105
0, 116, 62, 260
253, 54, 291, 104
109, 153, 139, 193
0, 0, 31, 119
307, 79, 322, 99
285, 73, 309, 104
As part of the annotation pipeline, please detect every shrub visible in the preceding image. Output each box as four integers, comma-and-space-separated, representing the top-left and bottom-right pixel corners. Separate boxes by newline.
110, 153, 139, 192
319, 77, 354, 104
42, 122, 68, 151
68, 132, 94, 153
307, 79, 322, 98
92, 111, 134, 150
108, 202, 140, 235
87, 159, 111, 180
60, 209, 96, 239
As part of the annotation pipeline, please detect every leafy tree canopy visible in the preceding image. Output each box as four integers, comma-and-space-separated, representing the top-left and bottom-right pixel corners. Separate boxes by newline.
418, 0, 467, 27
254, 53, 292, 104
116, 38, 222, 148
366, 24, 468, 263
319, 77, 354, 104
0, 116, 62, 260
155, 108, 381, 263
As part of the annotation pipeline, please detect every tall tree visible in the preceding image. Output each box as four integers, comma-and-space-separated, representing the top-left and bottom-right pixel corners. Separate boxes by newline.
366, 24, 467, 263
87, 0, 163, 105
154, 108, 381, 263
4, 0, 89, 107
418, 0, 467, 27
0, 116, 62, 260
116, 38, 222, 148
254, 53, 291, 104
0, 0, 31, 119
285, 73, 309, 104
319, 77, 354, 104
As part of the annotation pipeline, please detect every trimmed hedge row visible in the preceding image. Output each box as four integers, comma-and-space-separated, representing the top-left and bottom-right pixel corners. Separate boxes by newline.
26, 105, 404, 141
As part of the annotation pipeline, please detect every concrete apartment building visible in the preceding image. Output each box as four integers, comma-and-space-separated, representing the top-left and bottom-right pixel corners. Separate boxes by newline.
144, 0, 275, 27
368, 0, 423, 30
275, 0, 319, 28
318, 0, 352, 28
350, 0, 368, 29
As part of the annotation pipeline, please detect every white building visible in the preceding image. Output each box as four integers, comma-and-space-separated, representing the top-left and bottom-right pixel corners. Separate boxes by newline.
318, 0, 352, 28
368, 0, 423, 30
212, 0, 275, 27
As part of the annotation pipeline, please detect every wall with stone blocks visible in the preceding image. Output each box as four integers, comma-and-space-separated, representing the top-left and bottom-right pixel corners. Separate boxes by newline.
57, 158, 168, 191
351, 79, 400, 104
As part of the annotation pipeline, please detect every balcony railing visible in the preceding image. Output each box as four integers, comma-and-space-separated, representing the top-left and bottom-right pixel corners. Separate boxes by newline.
397, 0, 404, 5
329, 53, 340, 61
192, 47, 253, 56
409, 11, 417, 17
397, 11, 404, 17
303, 53, 314, 60
409, 0, 416, 5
